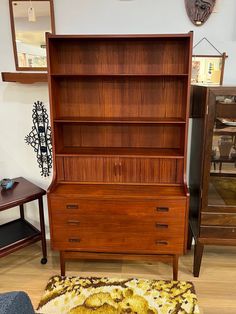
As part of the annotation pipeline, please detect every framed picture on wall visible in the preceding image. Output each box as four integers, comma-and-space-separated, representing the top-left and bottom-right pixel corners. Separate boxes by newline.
191, 38, 227, 86
191, 54, 226, 85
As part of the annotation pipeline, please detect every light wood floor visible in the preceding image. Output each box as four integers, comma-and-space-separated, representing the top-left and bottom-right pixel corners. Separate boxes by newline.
0, 242, 236, 314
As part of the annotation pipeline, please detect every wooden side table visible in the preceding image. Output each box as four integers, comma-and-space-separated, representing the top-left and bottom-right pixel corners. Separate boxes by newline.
0, 177, 47, 264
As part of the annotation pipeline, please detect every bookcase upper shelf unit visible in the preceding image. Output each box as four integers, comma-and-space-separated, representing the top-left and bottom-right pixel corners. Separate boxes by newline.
47, 35, 191, 75
47, 33, 192, 187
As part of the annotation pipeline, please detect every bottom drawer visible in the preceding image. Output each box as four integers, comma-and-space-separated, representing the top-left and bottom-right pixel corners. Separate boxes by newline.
51, 231, 184, 254
200, 226, 236, 239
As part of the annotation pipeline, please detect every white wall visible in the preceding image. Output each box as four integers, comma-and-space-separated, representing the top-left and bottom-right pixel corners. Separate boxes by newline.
1, 0, 236, 237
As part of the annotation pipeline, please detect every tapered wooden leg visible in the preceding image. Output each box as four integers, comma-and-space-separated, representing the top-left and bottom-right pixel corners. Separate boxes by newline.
173, 255, 178, 280
187, 223, 193, 250
60, 251, 65, 276
38, 196, 47, 264
193, 241, 204, 277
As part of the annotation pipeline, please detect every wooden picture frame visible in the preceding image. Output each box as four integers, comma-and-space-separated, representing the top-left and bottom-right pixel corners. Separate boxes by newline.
191, 53, 227, 85
9, 0, 55, 71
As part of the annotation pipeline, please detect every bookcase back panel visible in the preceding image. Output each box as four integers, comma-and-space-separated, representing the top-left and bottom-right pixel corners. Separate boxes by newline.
59, 156, 184, 184
53, 77, 187, 119
55, 124, 184, 150
49, 38, 190, 74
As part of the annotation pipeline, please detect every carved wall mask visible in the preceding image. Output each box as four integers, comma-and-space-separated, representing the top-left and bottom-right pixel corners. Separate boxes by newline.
185, 0, 216, 26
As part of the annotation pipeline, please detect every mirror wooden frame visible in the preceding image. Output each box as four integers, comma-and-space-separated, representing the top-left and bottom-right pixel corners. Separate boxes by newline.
9, 0, 55, 71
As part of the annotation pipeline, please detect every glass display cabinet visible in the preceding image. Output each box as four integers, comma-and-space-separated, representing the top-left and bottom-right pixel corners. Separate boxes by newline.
188, 85, 236, 277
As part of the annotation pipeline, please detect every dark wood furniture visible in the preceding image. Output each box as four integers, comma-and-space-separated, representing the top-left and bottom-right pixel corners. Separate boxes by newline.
0, 177, 47, 263
188, 85, 236, 277
47, 33, 193, 279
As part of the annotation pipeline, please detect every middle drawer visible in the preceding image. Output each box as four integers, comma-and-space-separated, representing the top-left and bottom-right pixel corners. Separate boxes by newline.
51, 212, 184, 235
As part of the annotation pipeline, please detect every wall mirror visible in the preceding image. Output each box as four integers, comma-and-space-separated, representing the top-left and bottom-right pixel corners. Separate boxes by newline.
9, 0, 55, 71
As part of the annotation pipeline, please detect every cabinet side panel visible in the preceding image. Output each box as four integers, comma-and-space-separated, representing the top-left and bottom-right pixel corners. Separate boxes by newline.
189, 87, 206, 220
190, 85, 207, 118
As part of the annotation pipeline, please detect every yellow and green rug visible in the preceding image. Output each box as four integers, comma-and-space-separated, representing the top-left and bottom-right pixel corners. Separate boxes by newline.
36, 276, 200, 314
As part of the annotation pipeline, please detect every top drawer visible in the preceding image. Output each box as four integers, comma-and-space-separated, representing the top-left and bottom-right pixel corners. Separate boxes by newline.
49, 197, 186, 219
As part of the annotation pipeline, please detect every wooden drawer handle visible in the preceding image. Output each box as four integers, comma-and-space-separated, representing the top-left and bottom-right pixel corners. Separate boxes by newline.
66, 204, 79, 209
156, 240, 168, 245
119, 162, 122, 176
156, 207, 169, 212
156, 223, 168, 229
68, 238, 80, 243
114, 163, 118, 176
67, 220, 80, 225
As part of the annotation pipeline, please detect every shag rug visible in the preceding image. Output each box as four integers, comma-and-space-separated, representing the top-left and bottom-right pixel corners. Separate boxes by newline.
36, 276, 200, 314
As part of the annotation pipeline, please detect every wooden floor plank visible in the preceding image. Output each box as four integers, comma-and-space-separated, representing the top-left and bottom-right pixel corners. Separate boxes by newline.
0, 242, 235, 312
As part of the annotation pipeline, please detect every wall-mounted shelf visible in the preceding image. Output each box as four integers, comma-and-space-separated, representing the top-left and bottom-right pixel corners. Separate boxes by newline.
1, 72, 48, 84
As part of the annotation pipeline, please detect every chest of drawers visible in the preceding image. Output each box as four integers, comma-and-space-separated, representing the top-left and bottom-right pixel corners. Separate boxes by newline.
48, 184, 188, 279
49, 197, 186, 253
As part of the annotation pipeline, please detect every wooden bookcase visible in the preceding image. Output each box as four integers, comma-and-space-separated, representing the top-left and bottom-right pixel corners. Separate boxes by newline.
47, 33, 193, 279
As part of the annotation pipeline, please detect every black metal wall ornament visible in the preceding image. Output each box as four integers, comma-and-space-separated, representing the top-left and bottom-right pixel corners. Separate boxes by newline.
25, 101, 52, 177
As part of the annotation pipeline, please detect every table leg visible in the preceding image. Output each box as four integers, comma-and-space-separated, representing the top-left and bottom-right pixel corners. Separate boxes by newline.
19, 204, 25, 219
38, 196, 47, 264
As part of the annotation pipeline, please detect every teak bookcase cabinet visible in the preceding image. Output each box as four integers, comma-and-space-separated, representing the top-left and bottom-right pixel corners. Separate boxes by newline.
47, 33, 193, 279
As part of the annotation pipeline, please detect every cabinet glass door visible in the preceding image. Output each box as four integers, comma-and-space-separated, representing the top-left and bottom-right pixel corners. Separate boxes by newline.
208, 98, 236, 206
